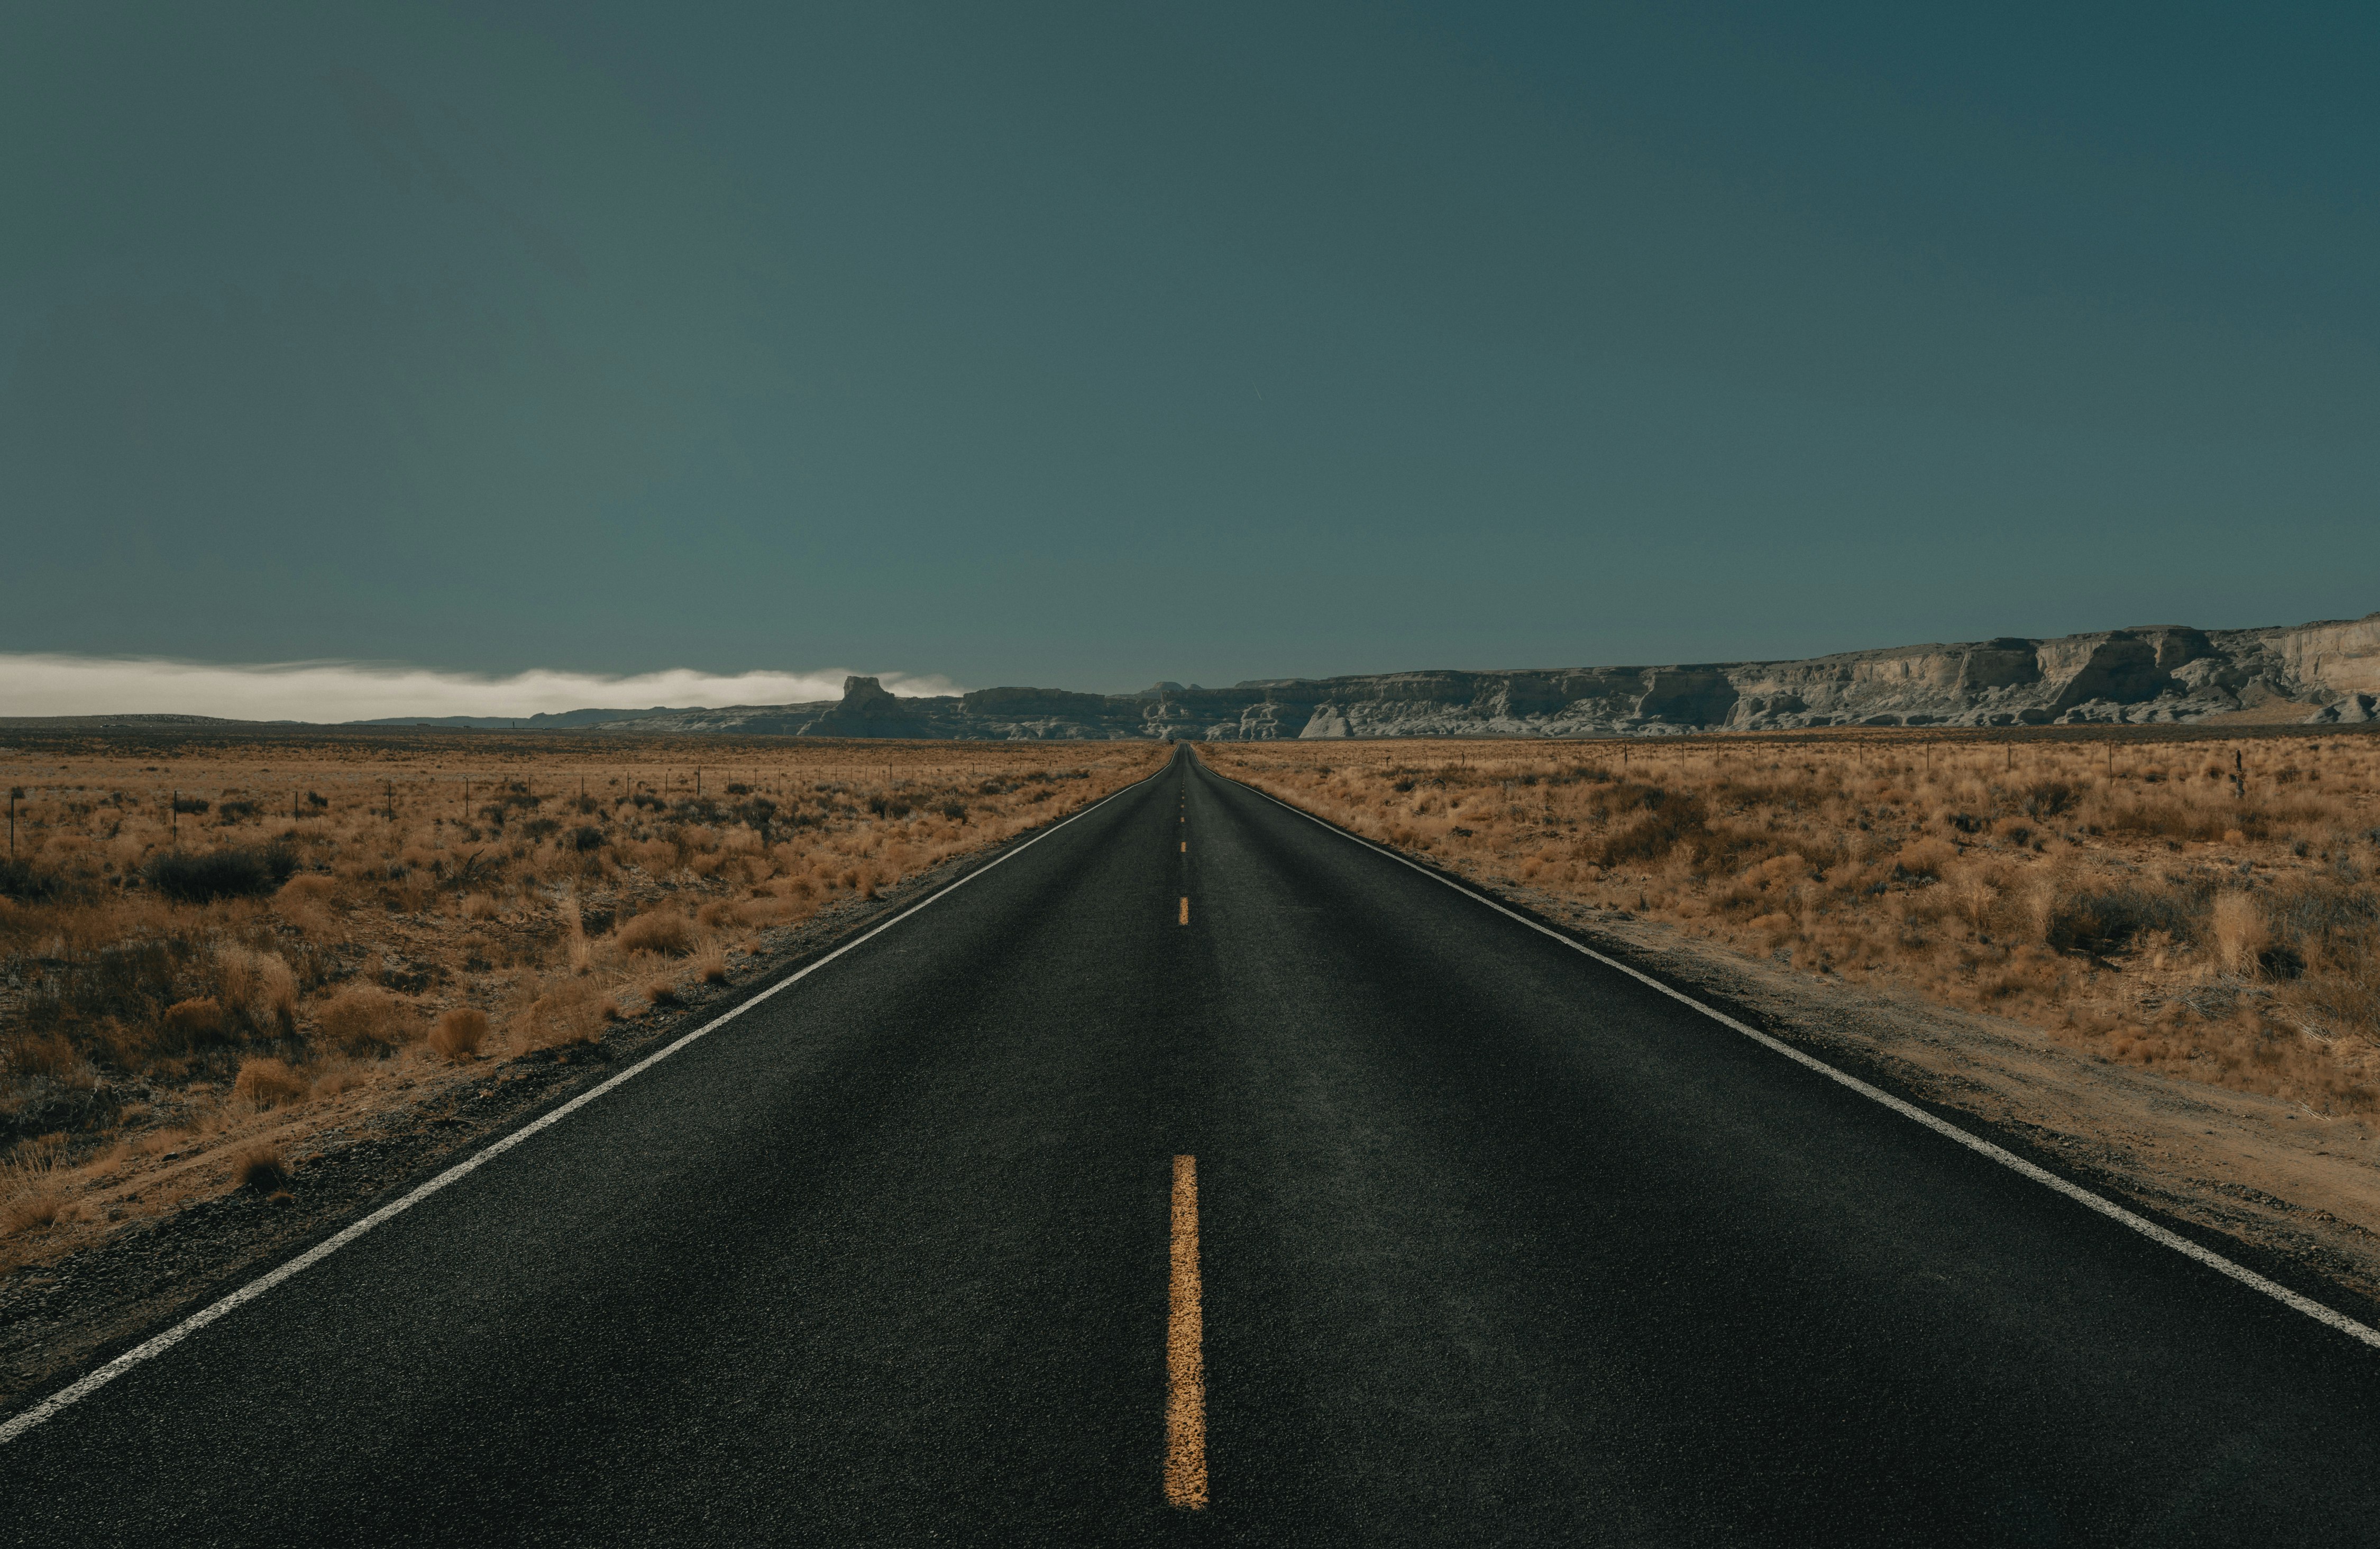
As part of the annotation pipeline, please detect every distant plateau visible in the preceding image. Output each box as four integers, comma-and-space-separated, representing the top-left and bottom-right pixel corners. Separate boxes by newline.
11, 612, 2378, 739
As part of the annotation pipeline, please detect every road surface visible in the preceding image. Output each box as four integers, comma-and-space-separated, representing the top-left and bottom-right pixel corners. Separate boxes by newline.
11, 745, 2380, 1545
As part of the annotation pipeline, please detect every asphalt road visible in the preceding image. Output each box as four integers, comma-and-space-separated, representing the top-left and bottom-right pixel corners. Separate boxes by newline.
11, 744, 2380, 1545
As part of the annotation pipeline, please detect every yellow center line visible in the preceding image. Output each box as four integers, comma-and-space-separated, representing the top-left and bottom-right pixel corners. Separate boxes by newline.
1180, 840, 1186, 852
1178, 896, 1189, 925
1166, 1154, 1207, 1510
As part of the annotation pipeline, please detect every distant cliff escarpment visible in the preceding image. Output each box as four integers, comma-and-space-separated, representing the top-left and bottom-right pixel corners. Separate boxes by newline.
580, 612, 2380, 740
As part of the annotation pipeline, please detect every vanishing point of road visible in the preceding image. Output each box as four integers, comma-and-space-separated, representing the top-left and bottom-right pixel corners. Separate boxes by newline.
11, 745, 2380, 1545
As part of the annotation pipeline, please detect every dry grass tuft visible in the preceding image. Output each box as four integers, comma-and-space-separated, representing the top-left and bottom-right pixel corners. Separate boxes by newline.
314, 984, 421, 1056
2212, 891, 2269, 975
693, 940, 730, 984
1, 1140, 75, 1236
232, 1142, 291, 1194
231, 1057, 310, 1111
162, 996, 227, 1047
427, 1007, 490, 1062
617, 909, 694, 956
512, 980, 607, 1051
215, 945, 299, 1033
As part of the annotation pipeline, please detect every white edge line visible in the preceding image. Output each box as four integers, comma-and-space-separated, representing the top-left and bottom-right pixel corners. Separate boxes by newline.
1218, 765, 2380, 1353
0, 762, 1167, 1446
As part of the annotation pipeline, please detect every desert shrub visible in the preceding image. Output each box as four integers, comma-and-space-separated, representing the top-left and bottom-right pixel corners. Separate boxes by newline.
1592, 789, 1709, 867
171, 795, 210, 815
427, 1007, 489, 1061
2046, 883, 2208, 957
143, 844, 297, 903
232, 1056, 309, 1110
0, 860, 63, 902
314, 984, 420, 1055
694, 941, 730, 984
2100, 800, 2229, 843
726, 795, 779, 831
232, 1142, 290, 1194
161, 996, 229, 1049
569, 824, 605, 853
617, 910, 694, 956
216, 800, 260, 823
2021, 780, 2080, 819
21, 935, 178, 1025
2263, 881, 2380, 952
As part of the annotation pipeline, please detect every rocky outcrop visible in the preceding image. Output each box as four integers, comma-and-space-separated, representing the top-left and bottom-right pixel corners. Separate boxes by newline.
584, 611, 2380, 740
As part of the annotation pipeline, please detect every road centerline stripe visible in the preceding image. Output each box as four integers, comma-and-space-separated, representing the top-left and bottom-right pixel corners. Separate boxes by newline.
1166, 1154, 1207, 1510
1178, 896, 1189, 925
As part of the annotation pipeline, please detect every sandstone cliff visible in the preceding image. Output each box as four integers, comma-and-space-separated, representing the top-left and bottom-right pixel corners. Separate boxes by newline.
585, 611, 2380, 740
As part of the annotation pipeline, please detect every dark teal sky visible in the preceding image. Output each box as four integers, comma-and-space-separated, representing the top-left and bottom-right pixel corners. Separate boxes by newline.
6, 2, 2376, 693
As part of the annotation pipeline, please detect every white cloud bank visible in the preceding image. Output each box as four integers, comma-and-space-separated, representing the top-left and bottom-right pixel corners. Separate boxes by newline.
0, 655, 963, 722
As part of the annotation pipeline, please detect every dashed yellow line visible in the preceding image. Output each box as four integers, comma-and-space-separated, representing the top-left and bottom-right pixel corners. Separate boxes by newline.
1178, 896, 1189, 925
1166, 1155, 1207, 1510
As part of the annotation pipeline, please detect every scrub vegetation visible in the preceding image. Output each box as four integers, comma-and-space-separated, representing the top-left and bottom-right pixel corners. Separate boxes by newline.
1202, 730, 2380, 1111
0, 732, 1160, 1271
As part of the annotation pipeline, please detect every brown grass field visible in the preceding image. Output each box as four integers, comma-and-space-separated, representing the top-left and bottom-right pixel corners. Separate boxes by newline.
1201, 727, 2380, 1112
0, 731, 1162, 1273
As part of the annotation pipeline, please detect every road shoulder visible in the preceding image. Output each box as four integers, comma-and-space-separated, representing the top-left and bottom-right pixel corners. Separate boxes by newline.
1202, 758, 2380, 1330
